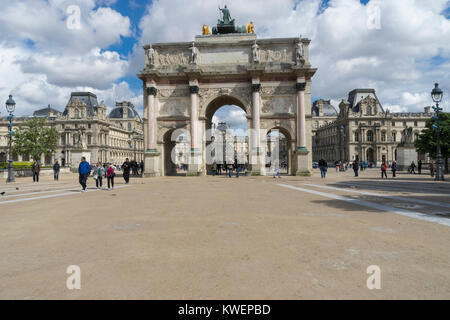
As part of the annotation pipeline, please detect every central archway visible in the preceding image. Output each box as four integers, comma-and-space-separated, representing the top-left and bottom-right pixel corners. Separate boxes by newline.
203, 95, 250, 175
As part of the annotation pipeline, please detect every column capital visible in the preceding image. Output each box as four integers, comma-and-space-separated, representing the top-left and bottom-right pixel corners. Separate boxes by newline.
146, 86, 157, 96
189, 85, 199, 94
251, 83, 261, 93
296, 82, 306, 92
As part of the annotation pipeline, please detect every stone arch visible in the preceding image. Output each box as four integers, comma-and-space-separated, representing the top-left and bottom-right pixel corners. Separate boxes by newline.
266, 126, 294, 175
203, 94, 249, 125
162, 128, 190, 176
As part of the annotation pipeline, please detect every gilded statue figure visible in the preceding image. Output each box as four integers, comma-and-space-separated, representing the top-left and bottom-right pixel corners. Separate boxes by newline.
202, 24, 211, 35
246, 21, 255, 34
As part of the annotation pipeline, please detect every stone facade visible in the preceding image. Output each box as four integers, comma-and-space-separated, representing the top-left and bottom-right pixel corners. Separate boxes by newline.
139, 33, 316, 176
312, 89, 432, 166
0, 92, 144, 168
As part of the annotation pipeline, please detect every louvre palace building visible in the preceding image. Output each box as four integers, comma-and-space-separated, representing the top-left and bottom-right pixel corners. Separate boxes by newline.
312, 88, 432, 166
0, 92, 144, 168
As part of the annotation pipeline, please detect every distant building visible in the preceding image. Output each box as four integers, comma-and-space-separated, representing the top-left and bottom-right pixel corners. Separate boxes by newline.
312, 89, 432, 166
0, 92, 144, 167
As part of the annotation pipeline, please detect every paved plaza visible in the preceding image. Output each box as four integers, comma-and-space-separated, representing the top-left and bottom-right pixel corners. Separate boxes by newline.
0, 169, 449, 299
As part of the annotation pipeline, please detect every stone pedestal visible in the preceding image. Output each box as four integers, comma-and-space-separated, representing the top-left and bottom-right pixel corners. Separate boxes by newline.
396, 146, 418, 171
249, 147, 266, 176
144, 149, 160, 177
188, 149, 203, 176
295, 147, 311, 176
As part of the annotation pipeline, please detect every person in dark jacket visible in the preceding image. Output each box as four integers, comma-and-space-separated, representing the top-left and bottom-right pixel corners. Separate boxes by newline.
53, 161, 60, 181
78, 157, 91, 192
418, 160, 422, 174
318, 158, 328, 178
122, 158, 131, 184
391, 161, 397, 177
352, 160, 359, 177
32, 159, 40, 182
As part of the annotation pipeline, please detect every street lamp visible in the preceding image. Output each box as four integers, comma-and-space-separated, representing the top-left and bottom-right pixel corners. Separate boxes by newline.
5, 95, 16, 183
131, 128, 137, 161
431, 83, 444, 181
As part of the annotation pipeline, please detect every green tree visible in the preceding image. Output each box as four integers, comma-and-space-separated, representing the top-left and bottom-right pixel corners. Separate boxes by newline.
415, 112, 450, 173
12, 117, 59, 162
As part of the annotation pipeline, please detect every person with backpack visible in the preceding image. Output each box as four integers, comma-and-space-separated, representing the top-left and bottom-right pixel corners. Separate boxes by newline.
32, 159, 40, 183
381, 161, 388, 179
106, 164, 115, 190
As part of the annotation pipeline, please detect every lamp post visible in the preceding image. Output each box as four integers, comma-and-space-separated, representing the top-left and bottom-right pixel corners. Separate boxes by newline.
131, 129, 137, 161
5, 95, 16, 183
431, 83, 444, 181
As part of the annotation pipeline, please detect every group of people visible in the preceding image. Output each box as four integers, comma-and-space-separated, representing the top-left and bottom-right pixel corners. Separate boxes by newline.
211, 159, 246, 178
78, 157, 118, 191
76, 157, 136, 191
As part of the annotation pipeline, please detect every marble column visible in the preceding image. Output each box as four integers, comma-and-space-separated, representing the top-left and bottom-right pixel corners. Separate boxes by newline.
295, 80, 310, 176
296, 81, 307, 150
146, 86, 157, 151
143, 84, 160, 177
250, 80, 264, 175
188, 82, 202, 175
189, 84, 199, 151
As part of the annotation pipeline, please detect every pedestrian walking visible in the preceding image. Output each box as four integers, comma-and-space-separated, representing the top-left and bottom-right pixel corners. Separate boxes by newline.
409, 161, 416, 174
391, 161, 397, 177
352, 160, 359, 177
140, 160, 144, 176
122, 158, 131, 184
32, 159, 40, 182
94, 161, 105, 189
211, 162, 217, 176
272, 160, 281, 179
78, 156, 91, 192
418, 160, 422, 174
227, 163, 233, 178
430, 162, 435, 177
381, 161, 388, 179
318, 158, 327, 178
53, 160, 60, 181
106, 164, 115, 189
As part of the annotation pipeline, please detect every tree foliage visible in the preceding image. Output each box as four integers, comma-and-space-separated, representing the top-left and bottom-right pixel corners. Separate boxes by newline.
12, 117, 59, 161
415, 112, 450, 172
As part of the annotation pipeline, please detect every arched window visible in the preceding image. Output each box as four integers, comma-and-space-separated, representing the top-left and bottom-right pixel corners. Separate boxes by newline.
354, 131, 359, 142
367, 105, 372, 115
392, 131, 397, 142
367, 130, 374, 142
74, 108, 79, 118
128, 123, 132, 131
381, 131, 386, 142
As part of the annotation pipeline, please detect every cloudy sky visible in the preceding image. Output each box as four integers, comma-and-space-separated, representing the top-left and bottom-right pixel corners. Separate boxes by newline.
1, 0, 449, 127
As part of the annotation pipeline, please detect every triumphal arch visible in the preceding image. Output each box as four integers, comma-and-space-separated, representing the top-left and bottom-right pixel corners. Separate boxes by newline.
138, 9, 316, 176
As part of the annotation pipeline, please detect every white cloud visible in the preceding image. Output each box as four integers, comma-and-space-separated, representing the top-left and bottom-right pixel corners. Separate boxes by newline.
0, 0, 137, 117
132, 0, 450, 113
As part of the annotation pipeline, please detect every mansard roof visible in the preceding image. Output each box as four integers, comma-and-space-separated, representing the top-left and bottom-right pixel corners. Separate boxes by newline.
63, 92, 99, 117
347, 88, 385, 113
109, 102, 140, 119
312, 99, 338, 117
33, 105, 62, 117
